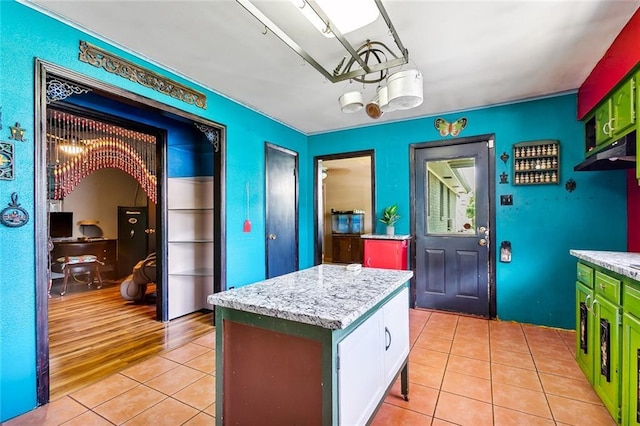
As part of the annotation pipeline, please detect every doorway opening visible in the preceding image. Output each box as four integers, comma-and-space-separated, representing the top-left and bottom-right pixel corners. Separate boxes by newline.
35, 60, 226, 404
314, 150, 375, 265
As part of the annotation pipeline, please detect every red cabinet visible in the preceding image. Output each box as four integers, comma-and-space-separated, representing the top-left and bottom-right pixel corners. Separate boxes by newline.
362, 236, 410, 270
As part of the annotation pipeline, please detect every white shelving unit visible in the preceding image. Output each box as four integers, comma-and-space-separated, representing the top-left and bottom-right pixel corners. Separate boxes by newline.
167, 176, 214, 320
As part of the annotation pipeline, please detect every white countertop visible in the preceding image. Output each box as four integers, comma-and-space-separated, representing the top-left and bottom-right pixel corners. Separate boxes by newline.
360, 234, 412, 240
207, 264, 413, 330
570, 250, 640, 281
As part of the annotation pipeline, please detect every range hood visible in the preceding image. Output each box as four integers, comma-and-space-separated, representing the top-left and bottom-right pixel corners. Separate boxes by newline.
574, 130, 636, 172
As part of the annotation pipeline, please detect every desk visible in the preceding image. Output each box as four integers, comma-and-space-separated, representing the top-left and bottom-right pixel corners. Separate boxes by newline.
50, 239, 117, 295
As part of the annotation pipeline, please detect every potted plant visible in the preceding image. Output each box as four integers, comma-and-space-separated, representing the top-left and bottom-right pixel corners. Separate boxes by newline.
379, 204, 400, 235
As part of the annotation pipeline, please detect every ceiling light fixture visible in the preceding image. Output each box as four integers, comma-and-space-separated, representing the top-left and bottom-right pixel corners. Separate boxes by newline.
58, 141, 84, 155
236, 0, 422, 119
289, 0, 379, 38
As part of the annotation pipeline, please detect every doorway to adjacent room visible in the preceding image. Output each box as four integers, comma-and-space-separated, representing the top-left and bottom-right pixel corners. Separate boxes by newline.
34, 60, 226, 405
314, 150, 375, 265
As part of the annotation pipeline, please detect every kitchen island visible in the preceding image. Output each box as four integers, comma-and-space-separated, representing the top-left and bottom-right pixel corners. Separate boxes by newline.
207, 264, 413, 426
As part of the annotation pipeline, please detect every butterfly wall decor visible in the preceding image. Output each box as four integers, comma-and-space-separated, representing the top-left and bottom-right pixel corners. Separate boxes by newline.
434, 117, 468, 137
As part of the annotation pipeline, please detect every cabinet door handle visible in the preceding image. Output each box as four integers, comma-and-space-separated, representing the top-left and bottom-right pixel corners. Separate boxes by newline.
385, 326, 391, 351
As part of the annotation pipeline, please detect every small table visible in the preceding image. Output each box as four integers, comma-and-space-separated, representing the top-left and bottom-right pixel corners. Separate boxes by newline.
49, 239, 114, 295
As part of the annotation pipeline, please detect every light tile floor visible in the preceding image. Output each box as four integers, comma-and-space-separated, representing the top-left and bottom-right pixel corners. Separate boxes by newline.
4, 310, 616, 425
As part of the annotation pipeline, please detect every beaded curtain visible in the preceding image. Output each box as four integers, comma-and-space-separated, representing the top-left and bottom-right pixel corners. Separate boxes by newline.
46, 109, 157, 203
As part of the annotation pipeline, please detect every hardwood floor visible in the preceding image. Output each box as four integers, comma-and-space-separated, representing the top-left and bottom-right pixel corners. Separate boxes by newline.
48, 279, 214, 400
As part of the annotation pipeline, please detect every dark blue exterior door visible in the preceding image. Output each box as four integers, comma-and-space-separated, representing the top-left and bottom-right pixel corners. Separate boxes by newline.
414, 139, 492, 317
265, 143, 298, 278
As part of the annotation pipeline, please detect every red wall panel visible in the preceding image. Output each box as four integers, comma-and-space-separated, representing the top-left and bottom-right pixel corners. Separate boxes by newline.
627, 170, 640, 252
577, 9, 640, 119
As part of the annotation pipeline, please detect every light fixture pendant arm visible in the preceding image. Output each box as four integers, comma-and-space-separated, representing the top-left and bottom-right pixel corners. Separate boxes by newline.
374, 0, 409, 62
236, 0, 335, 81
235, 0, 409, 84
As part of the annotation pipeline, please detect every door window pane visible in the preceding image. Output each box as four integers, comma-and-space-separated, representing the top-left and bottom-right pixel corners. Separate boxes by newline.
425, 158, 475, 235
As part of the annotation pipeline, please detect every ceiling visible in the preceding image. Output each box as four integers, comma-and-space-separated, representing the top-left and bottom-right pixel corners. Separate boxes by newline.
22, 0, 640, 135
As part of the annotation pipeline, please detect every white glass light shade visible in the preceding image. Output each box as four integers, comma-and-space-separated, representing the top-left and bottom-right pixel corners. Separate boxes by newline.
378, 85, 395, 113
387, 70, 424, 110
290, 0, 379, 38
339, 91, 364, 113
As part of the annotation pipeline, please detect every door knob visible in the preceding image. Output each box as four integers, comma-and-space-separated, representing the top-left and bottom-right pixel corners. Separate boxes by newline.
478, 238, 487, 246
268, 233, 277, 240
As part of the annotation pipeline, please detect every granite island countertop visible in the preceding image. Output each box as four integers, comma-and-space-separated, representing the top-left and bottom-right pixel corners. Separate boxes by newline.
570, 250, 640, 281
207, 264, 413, 330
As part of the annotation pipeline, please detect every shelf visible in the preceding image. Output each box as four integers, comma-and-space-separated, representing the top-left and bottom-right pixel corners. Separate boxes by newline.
167, 176, 215, 319
167, 208, 213, 212
513, 140, 560, 185
169, 268, 214, 276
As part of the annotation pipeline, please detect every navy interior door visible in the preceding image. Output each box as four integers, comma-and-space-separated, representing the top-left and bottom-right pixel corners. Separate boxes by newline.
265, 143, 298, 278
414, 139, 491, 317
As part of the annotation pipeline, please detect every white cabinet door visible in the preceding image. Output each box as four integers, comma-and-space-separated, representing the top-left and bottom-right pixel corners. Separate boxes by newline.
338, 309, 385, 426
383, 287, 410, 382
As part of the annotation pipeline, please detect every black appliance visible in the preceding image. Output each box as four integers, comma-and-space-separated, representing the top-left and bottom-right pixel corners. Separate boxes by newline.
117, 206, 148, 278
574, 131, 636, 172
49, 212, 73, 239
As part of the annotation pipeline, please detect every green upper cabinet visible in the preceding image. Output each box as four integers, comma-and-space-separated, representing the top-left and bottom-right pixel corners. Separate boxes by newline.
594, 77, 636, 147
611, 77, 636, 136
584, 69, 638, 157
594, 100, 613, 146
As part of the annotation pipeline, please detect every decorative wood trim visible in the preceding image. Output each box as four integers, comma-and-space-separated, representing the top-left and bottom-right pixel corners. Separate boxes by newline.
580, 302, 588, 353
600, 318, 611, 381
0, 141, 15, 180
78, 41, 207, 109
194, 122, 220, 152
46, 78, 91, 104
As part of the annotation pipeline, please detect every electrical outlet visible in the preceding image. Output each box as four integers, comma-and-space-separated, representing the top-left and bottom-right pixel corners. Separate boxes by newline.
500, 195, 513, 205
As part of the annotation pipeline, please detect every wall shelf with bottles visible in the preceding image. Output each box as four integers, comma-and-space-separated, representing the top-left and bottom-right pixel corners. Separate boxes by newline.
513, 140, 560, 185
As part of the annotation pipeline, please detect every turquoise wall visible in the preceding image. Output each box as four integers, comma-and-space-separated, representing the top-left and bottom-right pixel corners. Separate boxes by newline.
0, 2, 309, 421
308, 94, 627, 328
